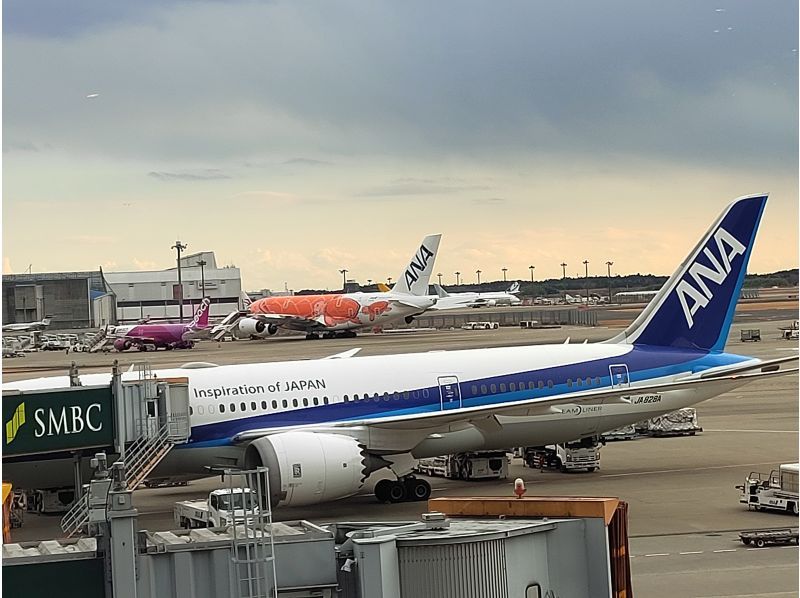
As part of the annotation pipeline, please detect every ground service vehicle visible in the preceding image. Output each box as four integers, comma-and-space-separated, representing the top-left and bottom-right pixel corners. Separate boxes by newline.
416, 451, 509, 480
175, 488, 258, 528
739, 528, 798, 547
737, 463, 799, 514
462, 321, 499, 330
523, 437, 601, 472
740, 329, 761, 342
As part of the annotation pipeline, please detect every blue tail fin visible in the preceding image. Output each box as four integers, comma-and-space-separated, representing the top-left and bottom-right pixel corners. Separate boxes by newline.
609, 194, 767, 352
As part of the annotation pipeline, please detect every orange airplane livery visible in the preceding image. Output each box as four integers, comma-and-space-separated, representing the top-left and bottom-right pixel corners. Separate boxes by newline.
216, 235, 441, 340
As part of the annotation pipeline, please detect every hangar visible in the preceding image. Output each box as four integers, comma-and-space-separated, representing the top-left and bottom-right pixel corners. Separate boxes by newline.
2, 270, 116, 330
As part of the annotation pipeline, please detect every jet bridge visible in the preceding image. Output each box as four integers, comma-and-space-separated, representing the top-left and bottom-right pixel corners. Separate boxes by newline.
2, 362, 192, 517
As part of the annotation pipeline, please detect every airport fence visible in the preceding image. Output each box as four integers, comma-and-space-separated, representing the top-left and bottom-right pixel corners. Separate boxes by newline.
400, 309, 597, 330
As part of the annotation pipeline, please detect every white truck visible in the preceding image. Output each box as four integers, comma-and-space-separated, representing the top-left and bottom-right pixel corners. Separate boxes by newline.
737, 463, 799, 515
522, 437, 602, 472
462, 321, 499, 330
174, 488, 259, 529
416, 451, 509, 480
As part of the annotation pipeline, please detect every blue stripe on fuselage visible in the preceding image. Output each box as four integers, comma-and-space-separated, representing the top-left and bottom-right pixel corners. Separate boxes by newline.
185, 347, 749, 446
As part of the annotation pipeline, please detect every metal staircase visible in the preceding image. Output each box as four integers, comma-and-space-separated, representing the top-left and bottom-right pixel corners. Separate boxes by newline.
61, 421, 177, 537
86, 326, 109, 352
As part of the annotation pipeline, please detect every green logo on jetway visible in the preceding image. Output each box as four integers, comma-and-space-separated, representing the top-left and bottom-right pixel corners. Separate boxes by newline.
5, 402, 26, 444
3, 387, 115, 457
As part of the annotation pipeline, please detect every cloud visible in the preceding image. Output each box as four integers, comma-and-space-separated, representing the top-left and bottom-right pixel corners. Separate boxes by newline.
358, 178, 492, 197
282, 158, 333, 166
148, 169, 232, 181
132, 258, 159, 270
472, 197, 506, 205
3, 140, 40, 153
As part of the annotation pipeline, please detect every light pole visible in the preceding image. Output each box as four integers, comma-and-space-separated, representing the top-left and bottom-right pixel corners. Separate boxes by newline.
387, 276, 392, 287
502, 267, 508, 282
605, 260, 614, 304
367, 279, 372, 287
476, 269, 482, 285
560, 262, 567, 303
529, 265, 535, 283
196, 259, 207, 298
171, 240, 187, 322
583, 260, 590, 304
455, 271, 461, 285
339, 269, 348, 291
437, 273, 443, 286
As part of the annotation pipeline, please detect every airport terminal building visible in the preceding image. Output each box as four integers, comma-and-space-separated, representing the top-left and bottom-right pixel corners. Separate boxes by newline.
104, 251, 243, 323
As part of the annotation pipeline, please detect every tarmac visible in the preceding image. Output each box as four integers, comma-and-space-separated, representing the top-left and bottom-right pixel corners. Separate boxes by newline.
3, 300, 798, 597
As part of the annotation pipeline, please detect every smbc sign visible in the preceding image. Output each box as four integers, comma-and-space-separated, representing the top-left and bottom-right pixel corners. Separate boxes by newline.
3, 386, 115, 457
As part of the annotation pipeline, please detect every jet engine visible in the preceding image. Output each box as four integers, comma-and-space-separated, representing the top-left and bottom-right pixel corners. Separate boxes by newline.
238, 318, 278, 338
485, 299, 497, 307
244, 432, 385, 507
113, 338, 131, 351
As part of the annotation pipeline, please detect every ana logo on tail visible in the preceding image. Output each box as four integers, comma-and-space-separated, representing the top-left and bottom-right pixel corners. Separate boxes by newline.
675, 227, 746, 328
404, 243, 435, 288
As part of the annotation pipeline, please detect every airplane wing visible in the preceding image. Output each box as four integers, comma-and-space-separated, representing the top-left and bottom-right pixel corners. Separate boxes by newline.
231, 360, 797, 442
248, 313, 324, 332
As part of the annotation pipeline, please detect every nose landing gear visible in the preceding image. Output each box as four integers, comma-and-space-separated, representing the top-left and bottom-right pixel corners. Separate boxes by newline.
374, 476, 431, 503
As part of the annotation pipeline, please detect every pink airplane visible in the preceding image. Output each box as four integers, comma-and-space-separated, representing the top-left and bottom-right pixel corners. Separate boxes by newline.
106, 298, 211, 352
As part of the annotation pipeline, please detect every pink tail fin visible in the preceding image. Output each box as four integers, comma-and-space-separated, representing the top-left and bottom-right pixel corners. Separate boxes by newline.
189, 297, 212, 328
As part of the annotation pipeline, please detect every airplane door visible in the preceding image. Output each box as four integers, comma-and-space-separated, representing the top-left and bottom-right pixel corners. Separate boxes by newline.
438, 376, 462, 411
609, 364, 630, 388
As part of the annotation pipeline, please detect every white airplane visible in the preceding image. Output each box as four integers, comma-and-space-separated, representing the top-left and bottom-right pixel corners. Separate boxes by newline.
430, 281, 522, 310
2, 316, 52, 333
215, 235, 441, 340
4, 194, 796, 509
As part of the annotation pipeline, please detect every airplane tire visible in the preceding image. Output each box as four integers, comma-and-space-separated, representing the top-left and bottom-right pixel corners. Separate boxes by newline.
406, 478, 431, 501
139, 345, 148, 352
388, 481, 407, 503
374, 479, 393, 503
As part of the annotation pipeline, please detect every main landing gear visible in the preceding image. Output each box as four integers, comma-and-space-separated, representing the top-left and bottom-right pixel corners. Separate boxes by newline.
305, 330, 359, 340
374, 476, 432, 504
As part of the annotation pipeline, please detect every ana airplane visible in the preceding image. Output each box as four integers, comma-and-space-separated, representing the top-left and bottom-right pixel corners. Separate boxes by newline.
430, 281, 523, 309
220, 235, 441, 340
4, 194, 796, 509
2, 316, 52, 333
103, 297, 212, 351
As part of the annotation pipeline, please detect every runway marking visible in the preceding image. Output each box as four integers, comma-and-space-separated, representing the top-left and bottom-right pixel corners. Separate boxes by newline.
703, 429, 798, 434
713, 549, 737, 553
600, 462, 785, 478
679, 551, 704, 555
644, 553, 669, 557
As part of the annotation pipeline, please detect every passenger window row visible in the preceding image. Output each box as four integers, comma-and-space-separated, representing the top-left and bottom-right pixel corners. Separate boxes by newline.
189, 396, 331, 416
469, 375, 603, 396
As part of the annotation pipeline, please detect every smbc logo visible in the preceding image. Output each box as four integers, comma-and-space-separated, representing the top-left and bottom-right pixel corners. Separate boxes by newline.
5, 402, 26, 445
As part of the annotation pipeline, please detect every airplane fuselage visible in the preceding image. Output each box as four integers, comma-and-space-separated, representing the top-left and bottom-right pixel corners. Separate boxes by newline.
2, 342, 752, 487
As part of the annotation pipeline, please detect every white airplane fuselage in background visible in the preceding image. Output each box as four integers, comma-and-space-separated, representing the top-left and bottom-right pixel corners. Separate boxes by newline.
4, 194, 795, 509
430, 282, 522, 310
2, 317, 52, 333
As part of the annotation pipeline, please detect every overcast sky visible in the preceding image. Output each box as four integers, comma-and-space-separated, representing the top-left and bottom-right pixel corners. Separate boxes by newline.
3, 1, 797, 290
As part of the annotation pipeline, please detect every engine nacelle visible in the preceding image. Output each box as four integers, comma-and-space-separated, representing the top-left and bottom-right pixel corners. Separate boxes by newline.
113, 338, 131, 351
238, 318, 278, 337
244, 432, 378, 507
486, 299, 497, 307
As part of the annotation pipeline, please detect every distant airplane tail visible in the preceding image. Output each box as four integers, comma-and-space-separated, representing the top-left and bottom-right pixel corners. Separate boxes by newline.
240, 291, 253, 310
41, 317, 52, 327
391, 234, 442, 296
508, 281, 520, 294
188, 297, 212, 329
432, 284, 450, 298
377, 282, 392, 293
608, 194, 767, 352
